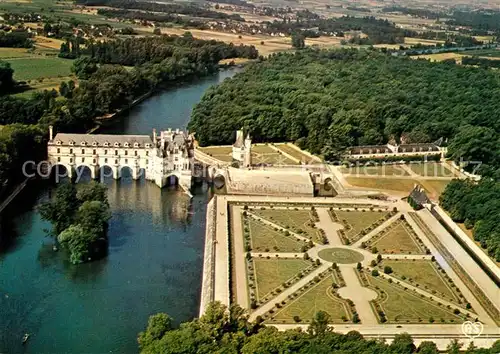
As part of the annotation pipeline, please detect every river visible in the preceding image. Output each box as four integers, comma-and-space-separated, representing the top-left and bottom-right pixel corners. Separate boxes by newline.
0, 69, 238, 353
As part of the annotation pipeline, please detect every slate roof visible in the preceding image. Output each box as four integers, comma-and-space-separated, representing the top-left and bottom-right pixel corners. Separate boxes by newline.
51, 133, 153, 147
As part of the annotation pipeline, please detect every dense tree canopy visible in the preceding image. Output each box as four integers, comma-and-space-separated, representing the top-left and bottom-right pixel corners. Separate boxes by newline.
40, 182, 111, 264
189, 48, 500, 168
440, 179, 500, 261
138, 302, 500, 354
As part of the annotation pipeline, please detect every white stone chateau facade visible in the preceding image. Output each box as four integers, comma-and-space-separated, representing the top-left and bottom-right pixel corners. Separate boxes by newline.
47, 126, 194, 188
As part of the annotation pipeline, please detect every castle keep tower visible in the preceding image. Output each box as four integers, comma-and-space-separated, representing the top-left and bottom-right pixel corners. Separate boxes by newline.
232, 129, 252, 167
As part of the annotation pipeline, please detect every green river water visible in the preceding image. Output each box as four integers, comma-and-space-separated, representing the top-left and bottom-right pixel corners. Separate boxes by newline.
0, 69, 237, 353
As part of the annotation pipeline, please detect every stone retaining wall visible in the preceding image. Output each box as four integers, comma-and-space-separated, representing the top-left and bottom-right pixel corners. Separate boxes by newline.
199, 197, 217, 317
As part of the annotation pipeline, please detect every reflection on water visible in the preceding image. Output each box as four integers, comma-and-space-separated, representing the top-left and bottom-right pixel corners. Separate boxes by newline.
0, 173, 211, 353
0, 69, 236, 353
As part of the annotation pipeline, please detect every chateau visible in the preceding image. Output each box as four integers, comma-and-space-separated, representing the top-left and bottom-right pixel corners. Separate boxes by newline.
47, 126, 194, 188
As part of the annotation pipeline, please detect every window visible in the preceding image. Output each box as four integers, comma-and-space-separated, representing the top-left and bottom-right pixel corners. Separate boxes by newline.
124, 142, 129, 148
82, 149, 85, 154
70, 158, 73, 163
104, 150, 108, 155
134, 151, 138, 156
115, 150, 118, 156
125, 159, 128, 164
93, 159, 96, 164
115, 159, 118, 164
114, 142, 120, 147
125, 151, 128, 156
93, 149, 96, 155
70, 149, 73, 154
134, 143, 139, 148
57, 148, 60, 153
105, 158, 108, 163
146, 151, 149, 156
82, 157, 85, 162
57, 157, 61, 162
146, 159, 148, 164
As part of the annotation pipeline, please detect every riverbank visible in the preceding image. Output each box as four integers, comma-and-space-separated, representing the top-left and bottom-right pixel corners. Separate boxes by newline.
0, 69, 238, 353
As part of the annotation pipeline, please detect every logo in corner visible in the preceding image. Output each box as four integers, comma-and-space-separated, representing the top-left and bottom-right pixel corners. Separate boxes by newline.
461, 321, 483, 339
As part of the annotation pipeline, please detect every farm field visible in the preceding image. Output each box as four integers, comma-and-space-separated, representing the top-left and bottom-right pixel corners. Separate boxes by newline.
7, 57, 73, 81
269, 274, 351, 324
380, 260, 460, 303
371, 221, 424, 254
252, 258, 311, 300
367, 274, 465, 323
247, 217, 305, 252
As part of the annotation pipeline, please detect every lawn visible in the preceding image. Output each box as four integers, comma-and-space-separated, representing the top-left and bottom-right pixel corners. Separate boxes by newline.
368, 274, 465, 323
0, 47, 34, 59
380, 260, 461, 304
247, 217, 305, 252
341, 165, 410, 177
269, 274, 351, 324
317, 248, 364, 264
332, 210, 389, 242
345, 177, 417, 194
408, 162, 456, 178
371, 220, 424, 254
251, 208, 322, 243
252, 144, 277, 154
197, 146, 233, 162
13, 76, 74, 98
275, 143, 320, 164
420, 180, 451, 200
252, 258, 311, 300
7, 57, 74, 81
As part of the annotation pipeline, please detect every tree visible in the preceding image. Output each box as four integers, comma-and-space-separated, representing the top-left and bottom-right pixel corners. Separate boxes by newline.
0, 60, 14, 93
391, 332, 416, 354
383, 266, 393, 274
40, 183, 79, 235
57, 224, 95, 264
446, 339, 462, 354
138, 313, 173, 350
71, 57, 98, 80
308, 310, 331, 336
417, 341, 439, 354
291, 33, 305, 49
153, 27, 161, 35
371, 269, 379, 276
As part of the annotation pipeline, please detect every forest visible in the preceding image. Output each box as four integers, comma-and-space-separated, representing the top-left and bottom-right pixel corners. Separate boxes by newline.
189, 49, 500, 169
265, 16, 411, 44
72, 35, 258, 66
440, 179, 500, 261
0, 34, 257, 187
138, 301, 499, 353
96, 8, 207, 29
188, 47, 500, 259
75, 0, 245, 21
0, 30, 33, 48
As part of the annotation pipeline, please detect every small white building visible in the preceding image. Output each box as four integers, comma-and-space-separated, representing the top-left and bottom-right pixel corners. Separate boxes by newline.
47, 126, 194, 188
232, 129, 252, 166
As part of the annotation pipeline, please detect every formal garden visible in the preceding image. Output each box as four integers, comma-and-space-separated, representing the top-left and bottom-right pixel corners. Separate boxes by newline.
328, 207, 395, 244
364, 215, 428, 254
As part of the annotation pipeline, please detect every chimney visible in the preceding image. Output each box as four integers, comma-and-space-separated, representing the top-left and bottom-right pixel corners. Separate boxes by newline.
153, 128, 157, 143
49, 125, 53, 141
